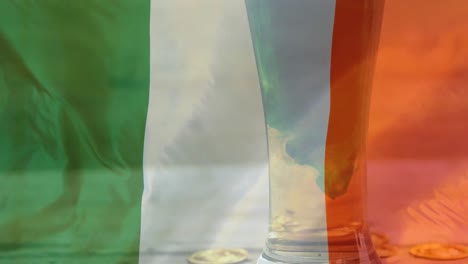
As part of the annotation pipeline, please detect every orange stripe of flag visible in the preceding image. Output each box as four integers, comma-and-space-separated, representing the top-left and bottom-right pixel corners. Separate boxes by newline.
325, 0, 385, 261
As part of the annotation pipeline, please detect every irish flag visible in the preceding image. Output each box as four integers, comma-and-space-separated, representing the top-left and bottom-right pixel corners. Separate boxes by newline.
1, 1, 150, 263
0, 1, 383, 264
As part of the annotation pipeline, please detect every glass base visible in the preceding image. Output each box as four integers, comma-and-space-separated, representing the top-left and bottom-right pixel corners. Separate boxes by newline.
256, 252, 328, 264
258, 224, 382, 264
257, 252, 381, 264
256, 244, 381, 264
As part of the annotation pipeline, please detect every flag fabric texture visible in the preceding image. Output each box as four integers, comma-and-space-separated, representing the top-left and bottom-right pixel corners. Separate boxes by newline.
0, 1, 386, 264
0, 1, 150, 263
367, 0, 468, 246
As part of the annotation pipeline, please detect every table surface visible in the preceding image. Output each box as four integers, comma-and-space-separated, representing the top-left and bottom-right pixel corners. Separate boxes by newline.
135, 163, 466, 264
3, 162, 465, 264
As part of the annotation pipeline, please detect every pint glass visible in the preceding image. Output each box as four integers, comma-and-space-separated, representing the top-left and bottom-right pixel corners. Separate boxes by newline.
246, 0, 385, 263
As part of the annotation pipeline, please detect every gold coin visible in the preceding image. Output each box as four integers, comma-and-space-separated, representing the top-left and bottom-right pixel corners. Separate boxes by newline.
327, 226, 355, 237
409, 243, 468, 261
371, 232, 389, 247
376, 244, 397, 258
271, 213, 299, 232
349, 222, 362, 229
187, 248, 248, 264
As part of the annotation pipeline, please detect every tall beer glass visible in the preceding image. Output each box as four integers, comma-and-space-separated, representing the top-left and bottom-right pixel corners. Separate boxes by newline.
246, 0, 385, 263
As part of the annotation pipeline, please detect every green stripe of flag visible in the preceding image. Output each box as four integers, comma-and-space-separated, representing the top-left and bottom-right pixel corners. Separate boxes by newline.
0, 1, 150, 263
